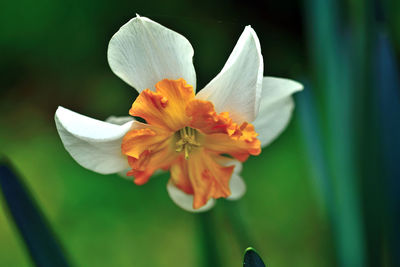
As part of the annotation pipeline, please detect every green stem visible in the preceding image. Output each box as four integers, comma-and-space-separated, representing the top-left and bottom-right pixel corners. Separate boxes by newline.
224, 201, 254, 252
196, 211, 223, 267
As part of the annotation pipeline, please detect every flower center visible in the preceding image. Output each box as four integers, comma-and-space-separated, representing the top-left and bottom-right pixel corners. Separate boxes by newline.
175, 127, 201, 160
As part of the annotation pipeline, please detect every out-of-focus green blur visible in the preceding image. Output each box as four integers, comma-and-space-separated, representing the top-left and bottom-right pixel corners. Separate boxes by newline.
0, 0, 399, 266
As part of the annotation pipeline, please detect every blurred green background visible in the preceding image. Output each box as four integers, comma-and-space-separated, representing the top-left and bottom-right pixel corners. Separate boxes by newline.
0, 0, 399, 266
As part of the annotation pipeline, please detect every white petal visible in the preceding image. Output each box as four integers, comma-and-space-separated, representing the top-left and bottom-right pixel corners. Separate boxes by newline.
257, 77, 303, 108
167, 182, 215, 212
227, 173, 246, 200
196, 26, 263, 123
216, 157, 243, 174
254, 97, 294, 147
108, 15, 196, 92
253, 77, 303, 147
105, 116, 134, 125
253, 78, 303, 147
55, 106, 137, 174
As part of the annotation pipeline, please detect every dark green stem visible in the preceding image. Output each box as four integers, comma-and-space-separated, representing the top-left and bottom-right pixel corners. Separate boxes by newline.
196, 211, 223, 267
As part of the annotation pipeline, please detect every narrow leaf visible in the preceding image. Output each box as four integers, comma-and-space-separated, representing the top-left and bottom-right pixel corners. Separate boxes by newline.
243, 247, 266, 267
0, 158, 70, 267
374, 29, 400, 267
296, 82, 334, 216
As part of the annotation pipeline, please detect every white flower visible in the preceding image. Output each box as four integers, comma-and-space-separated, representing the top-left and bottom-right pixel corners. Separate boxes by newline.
55, 15, 303, 212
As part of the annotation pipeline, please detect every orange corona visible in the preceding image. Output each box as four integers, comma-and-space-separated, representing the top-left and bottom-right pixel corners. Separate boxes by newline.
121, 78, 261, 209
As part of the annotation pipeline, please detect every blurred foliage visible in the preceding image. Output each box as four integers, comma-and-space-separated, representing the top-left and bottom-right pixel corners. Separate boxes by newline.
0, 0, 399, 266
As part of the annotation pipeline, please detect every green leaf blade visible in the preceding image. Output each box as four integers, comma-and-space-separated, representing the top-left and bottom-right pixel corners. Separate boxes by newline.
0, 159, 70, 267
243, 247, 266, 267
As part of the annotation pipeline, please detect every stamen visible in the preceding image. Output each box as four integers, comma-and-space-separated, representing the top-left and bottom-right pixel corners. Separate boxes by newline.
175, 127, 200, 160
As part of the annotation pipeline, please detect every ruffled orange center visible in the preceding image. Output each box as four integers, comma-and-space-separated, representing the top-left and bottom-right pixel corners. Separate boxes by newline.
121, 78, 261, 209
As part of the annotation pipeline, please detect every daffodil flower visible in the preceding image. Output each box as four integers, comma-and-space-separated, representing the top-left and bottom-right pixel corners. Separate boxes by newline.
55, 15, 303, 212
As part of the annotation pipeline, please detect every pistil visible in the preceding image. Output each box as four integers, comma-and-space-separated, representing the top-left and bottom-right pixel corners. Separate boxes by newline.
175, 127, 200, 160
